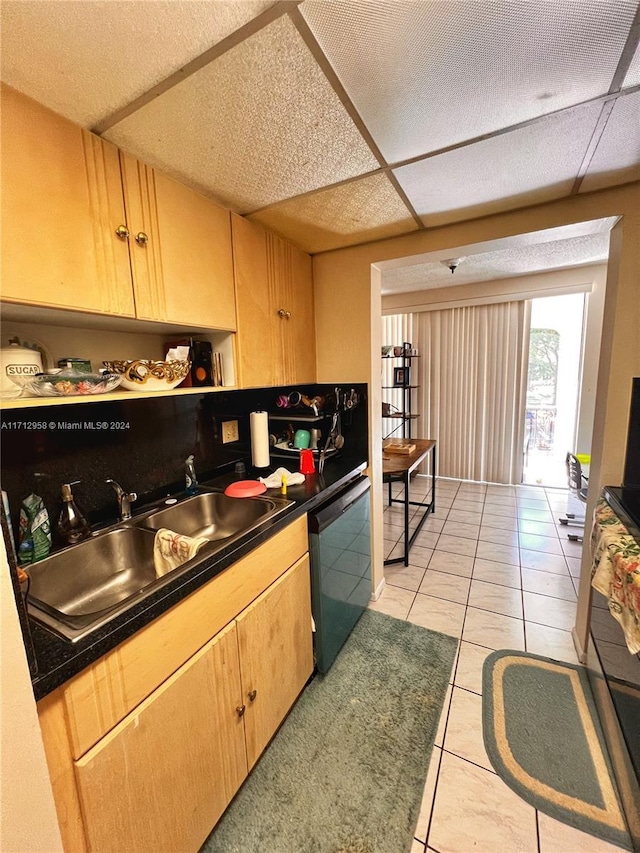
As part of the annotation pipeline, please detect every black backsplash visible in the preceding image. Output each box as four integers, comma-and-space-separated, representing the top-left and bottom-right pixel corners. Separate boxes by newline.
1, 383, 368, 547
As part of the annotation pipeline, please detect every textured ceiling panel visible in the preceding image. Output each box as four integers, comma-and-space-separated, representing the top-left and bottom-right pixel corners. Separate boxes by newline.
393, 103, 603, 228
248, 173, 418, 254
1, 2, 637, 254
580, 92, 640, 192
300, 0, 638, 163
622, 44, 640, 87
104, 15, 379, 212
382, 234, 610, 295
0, 0, 272, 127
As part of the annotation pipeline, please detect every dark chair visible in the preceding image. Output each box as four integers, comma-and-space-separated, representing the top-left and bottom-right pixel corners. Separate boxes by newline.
559, 453, 588, 541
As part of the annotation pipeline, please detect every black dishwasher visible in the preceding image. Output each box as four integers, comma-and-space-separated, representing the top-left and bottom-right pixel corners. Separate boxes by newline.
308, 476, 371, 673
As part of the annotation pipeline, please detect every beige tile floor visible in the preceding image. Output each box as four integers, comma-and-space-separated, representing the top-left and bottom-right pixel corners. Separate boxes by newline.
371, 476, 620, 853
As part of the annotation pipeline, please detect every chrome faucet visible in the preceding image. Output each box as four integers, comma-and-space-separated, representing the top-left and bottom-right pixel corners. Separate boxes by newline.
106, 479, 138, 521
185, 454, 198, 495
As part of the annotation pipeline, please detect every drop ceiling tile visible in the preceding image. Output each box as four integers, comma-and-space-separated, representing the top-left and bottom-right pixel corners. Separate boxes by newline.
622, 44, 640, 88
580, 92, 640, 192
248, 173, 419, 254
382, 234, 610, 295
301, 0, 638, 163
393, 103, 603, 228
104, 15, 379, 213
0, 0, 273, 127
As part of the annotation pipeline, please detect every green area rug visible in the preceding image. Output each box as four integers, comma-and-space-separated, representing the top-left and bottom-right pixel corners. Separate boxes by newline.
482, 650, 632, 850
202, 610, 457, 853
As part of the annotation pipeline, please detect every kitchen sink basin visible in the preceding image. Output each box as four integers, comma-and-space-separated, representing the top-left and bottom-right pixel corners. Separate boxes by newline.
135, 491, 280, 540
27, 489, 292, 642
28, 527, 158, 628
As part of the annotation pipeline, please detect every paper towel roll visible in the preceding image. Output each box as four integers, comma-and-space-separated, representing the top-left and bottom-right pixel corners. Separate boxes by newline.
250, 411, 270, 468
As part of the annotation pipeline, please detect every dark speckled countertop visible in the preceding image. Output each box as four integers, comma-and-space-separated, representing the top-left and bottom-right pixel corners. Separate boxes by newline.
30, 458, 366, 701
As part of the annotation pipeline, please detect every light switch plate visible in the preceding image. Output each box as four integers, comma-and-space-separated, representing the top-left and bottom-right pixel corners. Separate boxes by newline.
222, 420, 239, 444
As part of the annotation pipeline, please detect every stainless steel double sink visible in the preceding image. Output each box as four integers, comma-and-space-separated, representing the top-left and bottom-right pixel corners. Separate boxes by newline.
26, 490, 291, 642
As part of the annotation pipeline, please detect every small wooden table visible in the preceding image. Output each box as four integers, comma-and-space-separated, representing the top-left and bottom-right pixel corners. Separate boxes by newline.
383, 438, 437, 567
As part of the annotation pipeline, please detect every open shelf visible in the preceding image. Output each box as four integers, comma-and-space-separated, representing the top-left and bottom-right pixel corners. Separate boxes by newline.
1, 304, 237, 409
1, 385, 235, 410
382, 341, 419, 440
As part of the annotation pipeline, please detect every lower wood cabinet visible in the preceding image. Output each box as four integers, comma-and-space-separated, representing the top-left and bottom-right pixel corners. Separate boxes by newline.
237, 555, 314, 770
75, 623, 247, 853
38, 518, 313, 853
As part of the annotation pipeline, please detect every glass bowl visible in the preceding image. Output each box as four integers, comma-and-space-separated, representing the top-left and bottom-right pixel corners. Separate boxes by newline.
103, 359, 190, 391
21, 371, 122, 397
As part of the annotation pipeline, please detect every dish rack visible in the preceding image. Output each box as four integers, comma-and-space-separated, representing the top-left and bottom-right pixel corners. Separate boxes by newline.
269, 411, 335, 458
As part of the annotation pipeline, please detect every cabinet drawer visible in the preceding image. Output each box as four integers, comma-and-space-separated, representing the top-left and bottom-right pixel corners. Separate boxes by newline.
61, 514, 307, 758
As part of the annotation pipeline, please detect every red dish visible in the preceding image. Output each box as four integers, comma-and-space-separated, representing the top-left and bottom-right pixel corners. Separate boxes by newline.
224, 480, 267, 498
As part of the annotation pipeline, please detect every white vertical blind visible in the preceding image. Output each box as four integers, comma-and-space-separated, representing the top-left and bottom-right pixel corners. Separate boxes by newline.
383, 302, 526, 483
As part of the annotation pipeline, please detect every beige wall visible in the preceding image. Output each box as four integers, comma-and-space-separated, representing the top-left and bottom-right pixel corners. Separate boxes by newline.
0, 539, 62, 852
313, 182, 640, 622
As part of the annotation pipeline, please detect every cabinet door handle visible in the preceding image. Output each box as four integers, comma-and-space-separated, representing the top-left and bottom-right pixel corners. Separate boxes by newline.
115, 225, 130, 239
277, 308, 291, 319
236, 704, 246, 717
135, 231, 149, 246
248, 689, 257, 702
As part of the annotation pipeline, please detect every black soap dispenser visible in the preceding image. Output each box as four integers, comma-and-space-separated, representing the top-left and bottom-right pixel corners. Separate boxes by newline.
57, 481, 90, 545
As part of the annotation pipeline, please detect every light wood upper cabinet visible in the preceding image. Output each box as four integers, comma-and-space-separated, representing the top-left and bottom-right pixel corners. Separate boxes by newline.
1, 86, 236, 332
231, 212, 279, 386
237, 554, 313, 769
1, 84, 135, 316
232, 214, 316, 388
285, 243, 316, 384
120, 152, 236, 331
74, 623, 247, 853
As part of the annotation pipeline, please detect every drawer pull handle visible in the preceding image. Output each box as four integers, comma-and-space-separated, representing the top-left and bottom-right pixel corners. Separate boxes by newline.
135, 231, 149, 246
277, 308, 291, 319
248, 689, 257, 702
115, 225, 130, 239
236, 704, 246, 717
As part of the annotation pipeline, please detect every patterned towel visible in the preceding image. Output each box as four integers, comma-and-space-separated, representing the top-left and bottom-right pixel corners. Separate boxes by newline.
591, 497, 640, 654
153, 528, 209, 577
